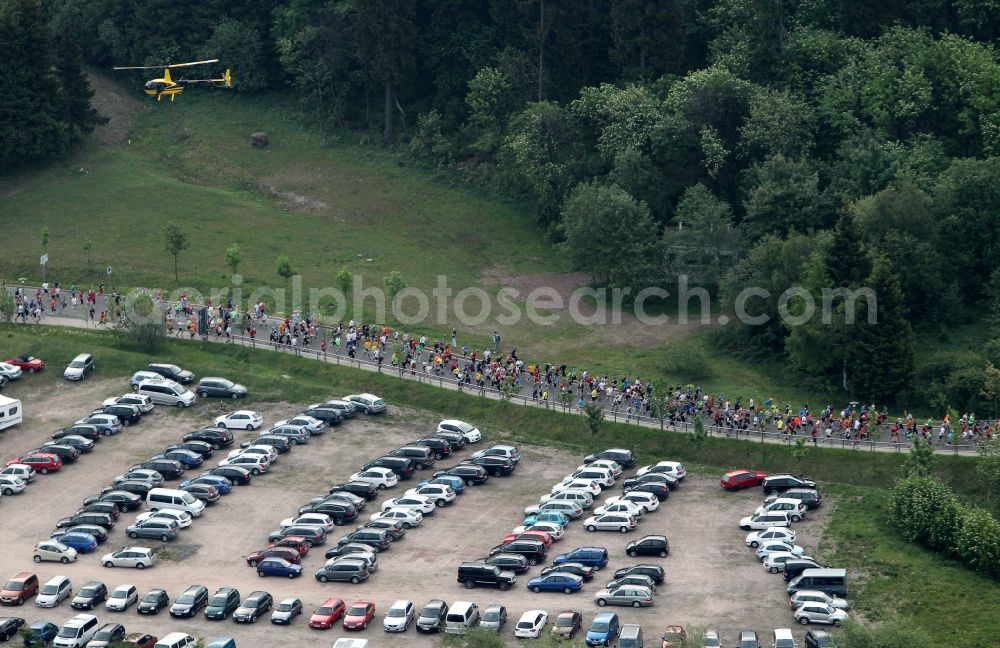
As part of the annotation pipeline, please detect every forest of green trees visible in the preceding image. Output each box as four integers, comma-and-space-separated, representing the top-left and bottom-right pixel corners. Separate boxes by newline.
7, 0, 1000, 408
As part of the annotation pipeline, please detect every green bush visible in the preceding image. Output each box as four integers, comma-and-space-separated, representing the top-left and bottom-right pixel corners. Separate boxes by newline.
838, 620, 932, 648
661, 344, 714, 381
888, 476, 961, 553
954, 506, 1000, 577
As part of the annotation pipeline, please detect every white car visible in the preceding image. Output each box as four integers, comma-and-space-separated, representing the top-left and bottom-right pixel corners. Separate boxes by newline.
101, 547, 156, 569
214, 410, 263, 430
370, 508, 423, 527
404, 484, 456, 506
577, 459, 622, 477
794, 603, 849, 626
745, 527, 797, 548
280, 513, 335, 533
765, 552, 812, 573
328, 549, 378, 572
636, 460, 687, 480
539, 490, 594, 508
514, 610, 549, 638
565, 468, 614, 487
35, 575, 72, 608
381, 495, 436, 515
739, 512, 791, 530
105, 584, 138, 611
383, 599, 414, 632
511, 522, 565, 540
552, 479, 601, 496
0, 475, 27, 495
102, 394, 154, 412
1, 463, 36, 483
33, 540, 77, 564
0, 362, 23, 380
583, 513, 638, 533
755, 541, 805, 562
217, 454, 270, 475
349, 467, 398, 489
228, 445, 278, 464
471, 444, 520, 463
437, 419, 482, 443
524, 501, 584, 518
593, 500, 644, 518
135, 509, 192, 529
275, 415, 327, 435
604, 492, 659, 512
755, 498, 808, 522
790, 590, 849, 611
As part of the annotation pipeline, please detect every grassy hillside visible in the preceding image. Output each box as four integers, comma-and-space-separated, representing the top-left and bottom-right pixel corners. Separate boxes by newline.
0, 325, 996, 645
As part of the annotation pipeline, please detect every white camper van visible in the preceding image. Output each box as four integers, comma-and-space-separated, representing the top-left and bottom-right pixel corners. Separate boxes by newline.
0, 396, 22, 432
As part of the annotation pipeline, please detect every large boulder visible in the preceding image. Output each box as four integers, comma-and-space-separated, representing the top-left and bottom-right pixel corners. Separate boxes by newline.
250, 132, 269, 148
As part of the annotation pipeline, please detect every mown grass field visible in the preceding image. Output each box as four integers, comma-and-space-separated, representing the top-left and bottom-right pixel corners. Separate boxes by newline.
0, 325, 996, 645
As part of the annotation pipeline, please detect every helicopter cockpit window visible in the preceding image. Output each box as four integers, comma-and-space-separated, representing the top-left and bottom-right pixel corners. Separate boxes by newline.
145, 81, 165, 91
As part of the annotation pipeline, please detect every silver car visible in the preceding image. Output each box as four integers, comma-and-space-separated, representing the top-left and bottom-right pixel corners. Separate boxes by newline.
263, 425, 309, 444
593, 585, 654, 608
275, 416, 327, 435
794, 603, 848, 626
101, 547, 157, 569
790, 590, 849, 610
126, 519, 179, 542
271, 597, 302, 625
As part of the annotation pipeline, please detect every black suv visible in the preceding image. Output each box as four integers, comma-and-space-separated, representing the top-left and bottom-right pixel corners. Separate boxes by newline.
625, 535, 669, 558
484, 553, 530, 574
435, 464, 488, 485
97, 404, 143, 426
488, 539, 546, 565
783, 558, 826, 582
413, 437, 452, 459
338, 529, 391, 552
762, 474, 816, 494
457, 562, 517, 590
183, 428, 234, 449
624, 481, 669, 500
53, 424, 101, 441
302, 406, 343, 426
363, 456, 416, 480
433, 431, 466, 450
612, 564, 665, 584
89, 490, 144, 511
299, 501, 358, 524
584, 448, 636, 467
416, 599, 448, 633
132, 459, 184, 480
622, 472, 677, 490
804, 630, 835, 648
390, 446, 435, 470
328, 482, 378, 500
77, 502, 120, 519
167, 441, 214, 458
766, 488, 822, 509
56, 512, 114, 529
169, 585, 209, 618
463, 456, 515, 477
28, 444, 80, 463
146, 363, 194, 383
204, 587, 241, 620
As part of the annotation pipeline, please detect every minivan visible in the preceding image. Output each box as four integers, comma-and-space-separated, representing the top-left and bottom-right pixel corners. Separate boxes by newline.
136, 380, 196, 408
787, 568, 848, 597
444, 601, 480, 635
391, 446, 435, 470
153, 632, 196, 648
0, 571, 39, 605
772, 628, 796, 648
52, 614, 98, 648
585, 611, 620, 646
618, 624, 643, 648
457, 562, 517, 590
64, 354, 95, 381
146, 488, 206, 517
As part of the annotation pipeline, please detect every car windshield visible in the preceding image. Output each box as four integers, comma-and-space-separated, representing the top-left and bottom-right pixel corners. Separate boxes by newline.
177, 595, 196, 604
591, 621, 609, 632
277, 602, 295, 611
420, 605, 440, 617
56, 627, 79, 638
483, 610, 501, 622
111, 590, 127, 598
142, 592, 159, 601
40, 584, 59, 594
3, 581, 22, 591
555, 616, 574, 626
209, 595, 228, 606
704, 638, 721, 647
93, 629, 115, 640
387, 608, 406, 618
70, 361, 85, 368
347, 605, 368, 616
315, 606, 334, 615
245, 599, 263, 608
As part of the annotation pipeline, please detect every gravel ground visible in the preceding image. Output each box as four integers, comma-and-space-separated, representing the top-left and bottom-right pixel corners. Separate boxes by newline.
0, 375, 832, 647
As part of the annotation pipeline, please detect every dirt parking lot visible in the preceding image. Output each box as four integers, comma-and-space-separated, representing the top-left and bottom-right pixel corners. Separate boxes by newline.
0, 375, 832, 647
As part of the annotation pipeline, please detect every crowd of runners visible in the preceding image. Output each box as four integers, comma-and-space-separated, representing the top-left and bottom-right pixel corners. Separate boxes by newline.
7, 282, 996, 448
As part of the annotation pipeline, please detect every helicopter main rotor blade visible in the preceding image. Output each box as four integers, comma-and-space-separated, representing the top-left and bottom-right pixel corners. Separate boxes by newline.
113, 59, 218, 71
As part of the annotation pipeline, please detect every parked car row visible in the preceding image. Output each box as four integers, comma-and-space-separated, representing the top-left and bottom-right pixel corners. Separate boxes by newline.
129, 363, 248, 406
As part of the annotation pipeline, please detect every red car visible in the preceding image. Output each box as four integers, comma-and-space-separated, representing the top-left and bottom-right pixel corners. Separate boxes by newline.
502, 531, 553, 547
7, 453, 62, 474
5, 355, 44, 373
308, 596, 345, 629
342, 600, 376, 630
268, 536, 310, 558
123, 633, 157, 648
720, 469, 767, 490
662, 624, 688, 648
247, 547, 301, 567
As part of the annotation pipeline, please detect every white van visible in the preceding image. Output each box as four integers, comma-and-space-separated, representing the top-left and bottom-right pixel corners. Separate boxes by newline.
146, 488, 206, 517
332, 640, 369, 648
619, 624, 644, 648
136, 380, 196, 408
154, 633, 196, 648
53, 614, 99, 648
445, 601, 480, 634
0, 396, 22, 431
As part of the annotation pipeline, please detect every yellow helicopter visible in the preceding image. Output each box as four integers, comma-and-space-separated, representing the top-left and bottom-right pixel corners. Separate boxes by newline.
112, 59, 232, 101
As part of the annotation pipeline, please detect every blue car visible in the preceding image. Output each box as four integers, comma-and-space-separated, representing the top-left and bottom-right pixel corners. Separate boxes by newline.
523, 511, 570, 527
255, 557, 302, 578
24, 621, 59, 646
180, 475, 232, 494
553, 547, 609, 570
527, 572, 584, 594
154, 449, 203, 468
585, 611, 620, 647
417, 475, 465, 494
51, 531, 98, 553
